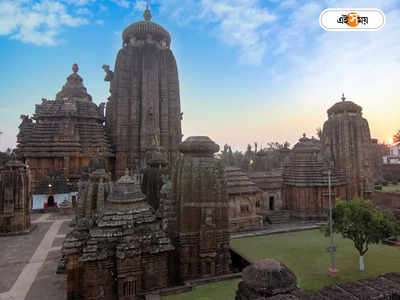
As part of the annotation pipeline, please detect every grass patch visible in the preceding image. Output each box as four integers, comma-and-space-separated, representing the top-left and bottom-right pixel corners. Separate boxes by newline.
164, 278, 239, 300
165, 230, 400, 299
382, 183, 400, 192
231, 230, 400, 290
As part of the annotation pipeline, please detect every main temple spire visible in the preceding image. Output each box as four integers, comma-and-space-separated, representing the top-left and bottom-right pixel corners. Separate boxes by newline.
144, 0, 151, 21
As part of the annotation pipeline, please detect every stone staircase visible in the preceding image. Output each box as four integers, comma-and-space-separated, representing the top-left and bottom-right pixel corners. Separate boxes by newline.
266, 210, 291, 224
45, 207, 59, 213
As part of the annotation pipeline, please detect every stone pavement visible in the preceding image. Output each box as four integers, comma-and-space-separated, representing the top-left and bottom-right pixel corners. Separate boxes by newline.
0, 214, 322, 300
0, 213, 71, 300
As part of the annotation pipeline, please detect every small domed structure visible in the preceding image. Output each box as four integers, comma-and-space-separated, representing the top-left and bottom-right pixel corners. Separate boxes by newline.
236, 259, 297, 299
107, 170, 147, 210
178, 136, 220, 155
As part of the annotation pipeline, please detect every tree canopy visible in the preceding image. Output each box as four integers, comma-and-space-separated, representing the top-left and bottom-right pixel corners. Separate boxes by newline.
394, 130, 400, 144
326, 198, 400, 270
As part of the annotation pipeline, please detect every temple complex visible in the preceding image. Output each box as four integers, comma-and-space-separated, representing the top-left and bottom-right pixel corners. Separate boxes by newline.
321, 94, 375, 200
0, 156, 31, 234
225, 167, 263, 232
17, 64, 113, 190
63, 162, 174, 300
282, 134, 347, 219
104, 4, 182, 177
174, 136, 231, 281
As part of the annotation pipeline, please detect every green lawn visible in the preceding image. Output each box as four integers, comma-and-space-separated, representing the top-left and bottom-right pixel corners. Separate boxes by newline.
165, 230, 400, 300
231, 230, 400, 290
382, 183, 400, 192
164, 278, 239, 300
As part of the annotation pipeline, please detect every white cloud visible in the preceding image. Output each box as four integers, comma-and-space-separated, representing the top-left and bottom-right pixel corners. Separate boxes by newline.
0, 0, 88, 46
76, 7, 92, 15
134, 0, 146, 12
280, 0, 297, 8
98, 4, 108, 12
201, 0, 276, 65
62, 0, 96, 6
95, 19, 104, 25
157, 0, 276, 65
110, 0, 130, 8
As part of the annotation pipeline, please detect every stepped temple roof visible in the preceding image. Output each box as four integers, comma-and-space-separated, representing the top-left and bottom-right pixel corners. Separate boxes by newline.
63, 173, 174, 261
17, 64, 113, 159
55, 63, 92, 102
248, 169, 283, 190
283, 135, 347, 187
225, 167, 262, 195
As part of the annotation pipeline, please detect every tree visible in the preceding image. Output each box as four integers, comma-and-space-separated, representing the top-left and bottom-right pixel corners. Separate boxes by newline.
316, 127, 322, 139
326, 198, 400, 271
393, 130, 400, 143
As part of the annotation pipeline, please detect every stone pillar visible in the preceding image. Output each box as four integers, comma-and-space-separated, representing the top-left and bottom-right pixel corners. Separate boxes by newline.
0, 158, 31, 234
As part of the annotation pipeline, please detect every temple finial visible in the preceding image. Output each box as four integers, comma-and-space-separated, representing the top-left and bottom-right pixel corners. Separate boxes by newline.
341, 93, 346, 102
72, 63, 79, 74
144, 0, 151, 21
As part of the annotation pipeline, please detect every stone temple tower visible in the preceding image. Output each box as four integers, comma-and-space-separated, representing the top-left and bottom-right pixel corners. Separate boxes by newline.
174, 136, 231, 282
104, 4, 182, 177
321, 94, 375, 200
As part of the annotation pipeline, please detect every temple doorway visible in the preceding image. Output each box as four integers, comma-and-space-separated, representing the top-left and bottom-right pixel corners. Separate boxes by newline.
48, 196, 55, 207
269, 196, 275, 211
71, 196, 77, 208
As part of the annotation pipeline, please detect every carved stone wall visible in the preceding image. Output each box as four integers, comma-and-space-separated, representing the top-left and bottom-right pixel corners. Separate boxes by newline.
225, 167, 263, 232
63, 170, 174, 300
248, 170, 283, 212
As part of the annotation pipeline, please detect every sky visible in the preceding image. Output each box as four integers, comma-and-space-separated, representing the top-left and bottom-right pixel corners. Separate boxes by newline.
0, 0, 399, 152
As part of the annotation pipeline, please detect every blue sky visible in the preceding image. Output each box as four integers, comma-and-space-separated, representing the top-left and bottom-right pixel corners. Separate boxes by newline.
0, 0, 399, 152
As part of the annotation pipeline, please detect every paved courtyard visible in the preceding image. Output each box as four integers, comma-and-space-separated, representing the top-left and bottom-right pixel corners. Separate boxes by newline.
0, 213, 72, 300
